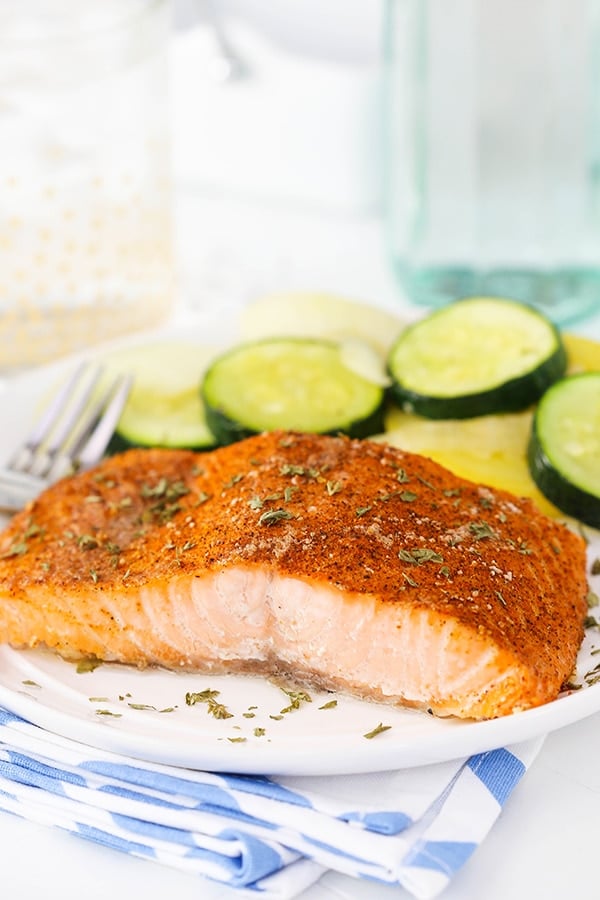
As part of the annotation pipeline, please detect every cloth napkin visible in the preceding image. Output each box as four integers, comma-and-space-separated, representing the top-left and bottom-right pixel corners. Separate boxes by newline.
0, 706, 541, 899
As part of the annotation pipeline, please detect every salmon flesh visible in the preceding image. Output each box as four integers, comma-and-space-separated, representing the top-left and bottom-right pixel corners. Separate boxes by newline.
0, 431, 588, 719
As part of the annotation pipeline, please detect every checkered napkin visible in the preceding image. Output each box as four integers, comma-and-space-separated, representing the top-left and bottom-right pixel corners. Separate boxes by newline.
0, 707, 541, 899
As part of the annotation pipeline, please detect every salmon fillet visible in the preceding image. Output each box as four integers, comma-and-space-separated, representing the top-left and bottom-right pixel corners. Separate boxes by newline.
0, 431, 588, 719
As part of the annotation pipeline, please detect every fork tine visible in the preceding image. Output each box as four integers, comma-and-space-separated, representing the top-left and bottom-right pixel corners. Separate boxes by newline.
8, 362, 90, 473
0, 365, 133, 511
24, 364, 105, 479
60, 374, 121, 459
43, 373, 133, 484
39, 365, 104, 457
72, 373, 133, 471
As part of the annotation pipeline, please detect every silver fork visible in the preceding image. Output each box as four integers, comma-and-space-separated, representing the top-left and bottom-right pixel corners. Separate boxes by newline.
0, 363, 133, 512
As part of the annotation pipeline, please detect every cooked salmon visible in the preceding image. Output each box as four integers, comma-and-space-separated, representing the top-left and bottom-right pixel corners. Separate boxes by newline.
0, 431, 588, 719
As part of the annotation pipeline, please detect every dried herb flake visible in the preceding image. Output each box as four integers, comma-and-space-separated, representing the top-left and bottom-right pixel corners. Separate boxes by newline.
0, 541, 28, 559
318, 699, 338, 710
363, 723, 392, 739
280, 688, 312, 714
469, 521, 496, 541
76, 658, 102, 673
399, 548, 444, 565
185, 688, 233, 719
258, 508, 295, 526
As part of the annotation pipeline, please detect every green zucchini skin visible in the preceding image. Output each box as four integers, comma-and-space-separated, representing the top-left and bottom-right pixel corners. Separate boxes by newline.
204, 399, 386, 446
107, 428, 216, 455
109, 398, 217, 453
202, 406, 256, 446
527, 373, 600, 528
390, 350, 566, 420
387, 298, 567, 420
528, 433, 600, 527
201, 337, 386, 445
108, 432, 143, 455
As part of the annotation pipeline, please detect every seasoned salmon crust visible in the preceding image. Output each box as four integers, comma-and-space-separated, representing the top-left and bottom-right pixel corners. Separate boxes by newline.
0, 431, 588, 719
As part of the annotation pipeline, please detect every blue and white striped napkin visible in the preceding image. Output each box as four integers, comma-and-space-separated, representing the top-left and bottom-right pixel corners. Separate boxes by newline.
0, 707, 541, 899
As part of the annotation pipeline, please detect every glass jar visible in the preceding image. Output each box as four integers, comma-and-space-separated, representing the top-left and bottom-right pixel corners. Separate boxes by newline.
384, 0, 600, 326
0, 0, 175, 370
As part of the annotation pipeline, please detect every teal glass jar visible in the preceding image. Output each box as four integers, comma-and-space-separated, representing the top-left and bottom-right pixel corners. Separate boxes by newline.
383, 0, 600, 326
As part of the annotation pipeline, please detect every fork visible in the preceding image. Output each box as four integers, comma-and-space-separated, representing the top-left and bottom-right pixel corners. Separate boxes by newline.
0, 363, 133, 512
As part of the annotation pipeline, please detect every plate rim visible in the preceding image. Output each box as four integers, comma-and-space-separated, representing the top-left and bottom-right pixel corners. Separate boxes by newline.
0, 640, 599, 776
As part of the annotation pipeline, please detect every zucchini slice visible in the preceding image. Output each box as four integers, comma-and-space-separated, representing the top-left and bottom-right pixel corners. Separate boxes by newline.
239, 291, 405, 357
100, 341, 218, 451
528, 372, 600, 527
201, 337, 386, 444
387, 297, 566, 419
111, 398, 215, 453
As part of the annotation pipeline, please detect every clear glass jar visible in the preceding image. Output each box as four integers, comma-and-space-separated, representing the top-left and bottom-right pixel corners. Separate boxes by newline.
0, 0, 175, 369
384, 0, 600, 326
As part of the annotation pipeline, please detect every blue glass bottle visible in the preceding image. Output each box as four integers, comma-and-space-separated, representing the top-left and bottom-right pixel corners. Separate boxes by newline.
384, 0, 600, 325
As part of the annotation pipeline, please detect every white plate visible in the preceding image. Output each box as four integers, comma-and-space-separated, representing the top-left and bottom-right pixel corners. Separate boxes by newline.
0, 326, 599, 776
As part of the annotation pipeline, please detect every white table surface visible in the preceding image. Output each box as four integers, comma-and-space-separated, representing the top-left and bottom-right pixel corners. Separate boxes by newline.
3, 188, 600, 900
